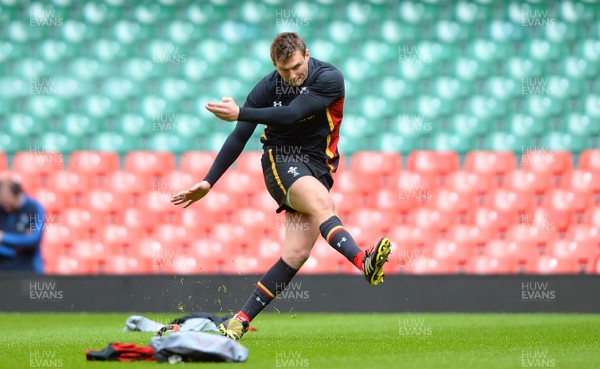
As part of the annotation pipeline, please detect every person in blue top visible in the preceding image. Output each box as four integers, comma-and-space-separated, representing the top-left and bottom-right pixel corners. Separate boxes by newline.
0, 179, 45, 273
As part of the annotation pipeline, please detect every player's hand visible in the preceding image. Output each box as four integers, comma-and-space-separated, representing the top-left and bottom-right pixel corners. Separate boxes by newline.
171, 181, 211, 208
205, 97, 240, 122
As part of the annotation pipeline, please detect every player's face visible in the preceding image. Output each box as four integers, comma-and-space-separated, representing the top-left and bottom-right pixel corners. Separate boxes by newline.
275, 49, 310, 87
0, 184, 19, 212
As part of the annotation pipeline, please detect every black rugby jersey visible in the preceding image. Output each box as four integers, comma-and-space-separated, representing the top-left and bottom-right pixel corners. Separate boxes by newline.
204, 57, 345, 186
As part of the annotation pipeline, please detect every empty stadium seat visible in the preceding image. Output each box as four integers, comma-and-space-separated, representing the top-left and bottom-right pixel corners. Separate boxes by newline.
350, 151, 402, 186
483, 238, 537, 265
403, 257, 461, 274
180, 151, 217, 178
0, 152, 6, 171
124, 151, 176, 177
44, 255, 101, 275
579, 149, 600, 173
520, 150, 573, 176
68, 151, 120, 178
236, 151, 263, 176
467, 206, 517, 233
47, 170, 92, 203
583, 206, 600, 228
549, 238, 598, 267
443, 170, 495, 196
501, 169, 552, 195
102, 255, 154, 275
526, 255, 579, 274
12, 151, 64, 188
406, 151, 460, 176
101, 170, 153, 201
464, 255, 519, 274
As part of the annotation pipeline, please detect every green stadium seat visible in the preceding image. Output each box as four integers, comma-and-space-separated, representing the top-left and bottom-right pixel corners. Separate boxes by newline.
90, 132, 138, 154
584, 95, 600, 119
578, 39, 600, 64
61, 114, 98, 138
524, 95, 563, 119
341, 115, 378, 140
435, 20, 472, 44
542, 132, 589, 153
28, 96, 64, 119
14, 58, 46, 78
454, 1, 493, 23
102, 77, 138, 100
82, 95, 117, 119
70, 57, 110, 80
450, 114, 489, 138
375, 134, 416, 155
562, 56, 596, 79
147, 132, 191, 154
434, 76, 471, 101
564, 113, 600, 137
7, 113, 36, 138
485, 77, 520, 100
0, 77, 28, 99
0, 132, 28, 154
453, 57, 490, 81
467, 95, 506, 121
113, 20, 147, 45
39, 132, 81, 154
380, 20, 417, 43
485, 131, 533, 152
524, 39, 563, 62
504, 57, 544, 79
39, 39, 72, 63
509, 114, 547, 138
430, 132, 474, 154
469, 39, 511, 64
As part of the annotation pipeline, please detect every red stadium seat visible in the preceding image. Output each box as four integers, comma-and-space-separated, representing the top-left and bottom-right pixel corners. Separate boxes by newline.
403, 257, 461, 274
60, 207, 110, 238
583, 206, 600, 228
44, 255, 100, 275
447, 224, 496, 248
587, 255, 600, 274
331, 170, 372, 198
560, 170, 598, 196
0, 152, 6, 171
102, 255, 154, 275
70, 239, 108, 261
578, 149, 600, 173
124, 151, 175, 177
395, 170, 437, 213
68, 151, 120, 181
484, 188, 536, 214
506, 223, 557, 247
102, 171, 153, 200
100, 224, 144, 254
464, 151, 517, 177
47, 170, 92, 206
299, 255, 346, 274
30, 188, 69, 216
542, 188, 591, 220
217, 170, 262, 201
209, 223, 251, 254
122, 207, 154, 235
180, 151, 217, 178
346, 208, 396, 234
41, 225, 73, 259
388, 225, 429, 251
428, 188, 477, 216
137, 191, 181, 224
443, 170, 495, 197
566, 224, 600, 248
13, 151, 64, 188
526, 255, 579, 274
12, 151, 64, 175
180, 207, 219, 239
152, 224, 192, 248
223, 255, 270, 275
350, 151, 402, 187
160, 255, 215, 274
236, 151, 264, 176
423, 237, 474, 265
230, 207, 273, 237
501, 169, 552, 195
483, 238, 537, 265
158, 170, 196, 194
188, 239, 231, 260
549, 238, 598, 266
406, 207, 449, 234
80, 189, 127, 218
330, 190, 360, 219
132, 238, 180, 273
467, 206, 517, 233
248, 188, 279, 214
464, 255, 519, 274
406, 151, 460, 176
529, 205, 573, 233
520, 150, 573, 176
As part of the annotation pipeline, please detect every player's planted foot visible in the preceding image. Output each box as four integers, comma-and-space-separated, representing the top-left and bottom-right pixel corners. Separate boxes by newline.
363, 237, 392, 285
219, 317, 249, 341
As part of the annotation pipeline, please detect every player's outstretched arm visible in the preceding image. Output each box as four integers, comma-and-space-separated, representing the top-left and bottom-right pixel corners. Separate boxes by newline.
171, 180, 211, 208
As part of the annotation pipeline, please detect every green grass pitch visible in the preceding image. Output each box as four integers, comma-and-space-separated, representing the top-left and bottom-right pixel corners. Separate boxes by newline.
0, 312, 598, 369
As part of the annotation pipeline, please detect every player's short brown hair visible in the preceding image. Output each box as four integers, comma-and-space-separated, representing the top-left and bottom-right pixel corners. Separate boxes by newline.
270, 32, 307, 64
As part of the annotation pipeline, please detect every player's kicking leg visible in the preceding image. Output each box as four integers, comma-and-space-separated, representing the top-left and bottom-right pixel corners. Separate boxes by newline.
220, 212, 319, 340
288, 176, 392, 285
